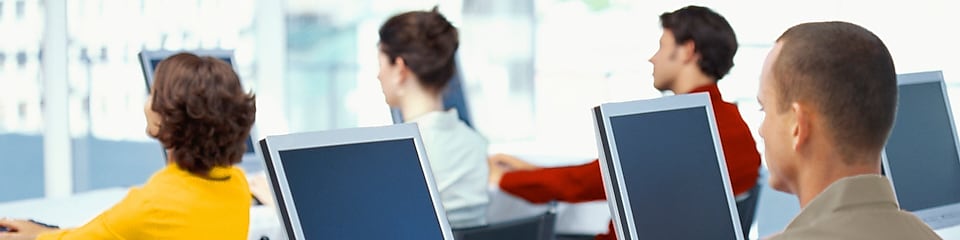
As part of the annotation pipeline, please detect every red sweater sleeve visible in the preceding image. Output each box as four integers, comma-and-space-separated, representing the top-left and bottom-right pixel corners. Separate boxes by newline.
499, 160, 606, 204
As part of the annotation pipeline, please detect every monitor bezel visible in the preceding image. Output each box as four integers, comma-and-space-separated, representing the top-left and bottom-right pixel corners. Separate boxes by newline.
138, 49, 236, 90
593, 92, 744, 240
883, 70, 960, 229
258, 123, 454, 240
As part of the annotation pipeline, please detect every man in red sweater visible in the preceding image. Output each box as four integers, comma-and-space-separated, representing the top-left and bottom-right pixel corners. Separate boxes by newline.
489, 6, 760, 240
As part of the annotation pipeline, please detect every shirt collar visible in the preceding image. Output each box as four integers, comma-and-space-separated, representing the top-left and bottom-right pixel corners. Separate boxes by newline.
785, 174, 899, 229
690, 83, 724, 102
165, 162, 235, 181
407, 109, 460, 129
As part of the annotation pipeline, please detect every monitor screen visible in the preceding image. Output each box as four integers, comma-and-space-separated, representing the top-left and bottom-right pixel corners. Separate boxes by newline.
885, 77, 960, 214
143, 56, 233, 89
274, 138, 445, 240
606, 106, 740, 240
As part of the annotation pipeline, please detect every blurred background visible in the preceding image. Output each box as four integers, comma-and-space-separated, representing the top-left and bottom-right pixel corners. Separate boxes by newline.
0, 0, 957, 202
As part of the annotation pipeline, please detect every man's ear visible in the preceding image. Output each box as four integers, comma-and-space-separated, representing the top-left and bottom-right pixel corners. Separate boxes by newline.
791, 102, 810, 152
679, 40, 698, 64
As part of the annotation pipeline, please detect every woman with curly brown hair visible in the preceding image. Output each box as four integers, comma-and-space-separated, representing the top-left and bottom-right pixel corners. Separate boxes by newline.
0, 53, 256, 240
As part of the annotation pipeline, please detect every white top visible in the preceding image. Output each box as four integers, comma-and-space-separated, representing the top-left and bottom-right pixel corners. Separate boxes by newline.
409, 109, 490, 228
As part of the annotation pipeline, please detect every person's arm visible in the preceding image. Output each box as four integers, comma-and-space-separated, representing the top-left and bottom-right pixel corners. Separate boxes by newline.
498, 159, 605, 204
18, 209, 118, 240
0, 219, 57, 240
488, 153, 541, 186
249, 172, 275, 206
34, 189, 155, 240
489, 154, 540, 171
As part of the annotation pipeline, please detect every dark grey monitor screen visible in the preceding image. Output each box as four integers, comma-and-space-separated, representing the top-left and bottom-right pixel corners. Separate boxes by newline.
145, 57, 232, 87
277, 139, 444, 240
609, 107, 738, 240
143, 56, 254, 154
886, 81, 960, 211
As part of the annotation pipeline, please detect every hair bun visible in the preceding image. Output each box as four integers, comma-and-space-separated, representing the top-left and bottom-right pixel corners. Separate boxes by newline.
379, 8, 460, 92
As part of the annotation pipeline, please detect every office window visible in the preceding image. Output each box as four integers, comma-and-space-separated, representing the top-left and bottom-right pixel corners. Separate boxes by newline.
459, 0, 536, 141
0, 0, 44, 202
14, 0, 23, 19
283, 0, 537, 146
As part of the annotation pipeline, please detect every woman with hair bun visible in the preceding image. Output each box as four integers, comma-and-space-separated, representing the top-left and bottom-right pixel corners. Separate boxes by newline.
377, 7, 490, 229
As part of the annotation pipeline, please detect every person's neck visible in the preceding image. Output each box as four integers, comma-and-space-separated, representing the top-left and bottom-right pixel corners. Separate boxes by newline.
399, 89, 443, 122
671, 68, 716, 94
794, 147, 882, 208
166, 149, 175, 164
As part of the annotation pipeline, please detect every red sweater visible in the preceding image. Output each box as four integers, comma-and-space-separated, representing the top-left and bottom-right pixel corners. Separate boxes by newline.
499, 84, 761, 240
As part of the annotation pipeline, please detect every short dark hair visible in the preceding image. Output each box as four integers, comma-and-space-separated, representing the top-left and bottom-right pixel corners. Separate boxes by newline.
378, 6, 459, 92
660, 5, 738, 81
774, 21, 897, 161
151, 53, 256, 175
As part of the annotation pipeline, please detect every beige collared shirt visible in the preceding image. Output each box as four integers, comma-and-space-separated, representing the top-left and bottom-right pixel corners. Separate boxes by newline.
767, 174, 941, 240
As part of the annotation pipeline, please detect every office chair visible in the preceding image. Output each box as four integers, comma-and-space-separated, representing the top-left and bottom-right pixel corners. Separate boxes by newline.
453, 202, 557, 240
737, 180, 763, 240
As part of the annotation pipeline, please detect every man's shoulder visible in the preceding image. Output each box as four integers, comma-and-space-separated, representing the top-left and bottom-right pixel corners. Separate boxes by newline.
771, 211, 941, 240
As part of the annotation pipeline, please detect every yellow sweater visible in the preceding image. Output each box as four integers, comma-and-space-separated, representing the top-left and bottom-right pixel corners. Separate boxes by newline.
37, 164, 251, 240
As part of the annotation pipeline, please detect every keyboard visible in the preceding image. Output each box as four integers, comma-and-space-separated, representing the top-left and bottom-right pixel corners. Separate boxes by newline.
29, 220, 59, 229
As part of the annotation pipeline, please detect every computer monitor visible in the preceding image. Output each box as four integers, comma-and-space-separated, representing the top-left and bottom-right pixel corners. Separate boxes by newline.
593, 93, 743, 240
258, 124, 454, 240
883, 70, 960, 229
390, 58, 473, 127
138, 50, 259, 165
139, 50, 235, 88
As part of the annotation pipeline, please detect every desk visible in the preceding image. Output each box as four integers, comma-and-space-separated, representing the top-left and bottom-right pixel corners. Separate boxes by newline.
7, 185, 960, 239
487, 185, 610, 235
0, 186, 608, 239
0, 188, 125, 227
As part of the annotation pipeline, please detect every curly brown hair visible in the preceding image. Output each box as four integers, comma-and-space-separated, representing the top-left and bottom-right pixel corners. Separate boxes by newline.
151, 53, 256, 175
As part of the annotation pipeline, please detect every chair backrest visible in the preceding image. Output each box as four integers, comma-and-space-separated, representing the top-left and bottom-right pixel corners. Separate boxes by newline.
453, 210, 556, 240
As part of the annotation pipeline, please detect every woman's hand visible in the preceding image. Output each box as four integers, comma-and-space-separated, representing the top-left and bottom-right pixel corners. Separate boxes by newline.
0, 219, 57, 240
249, 173, 276, 207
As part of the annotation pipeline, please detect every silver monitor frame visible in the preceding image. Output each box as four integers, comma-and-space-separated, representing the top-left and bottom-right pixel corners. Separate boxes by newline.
138, 49, 236, 88
883, 70, 960, 229
592, 92, 744, 240
138, 49, 259, 164
257, 123, 455, 240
